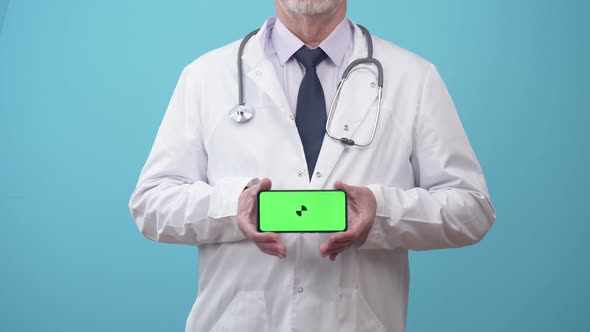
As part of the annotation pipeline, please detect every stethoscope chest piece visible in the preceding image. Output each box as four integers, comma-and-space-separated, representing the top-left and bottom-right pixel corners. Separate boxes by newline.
229, 103, 255, 123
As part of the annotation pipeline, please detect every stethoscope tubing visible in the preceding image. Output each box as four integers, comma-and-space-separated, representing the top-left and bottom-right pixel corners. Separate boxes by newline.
232, 23, 384, 147
237, 28, 260, 106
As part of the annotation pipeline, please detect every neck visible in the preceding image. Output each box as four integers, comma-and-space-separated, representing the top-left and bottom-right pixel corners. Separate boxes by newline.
275, 1, 347, 48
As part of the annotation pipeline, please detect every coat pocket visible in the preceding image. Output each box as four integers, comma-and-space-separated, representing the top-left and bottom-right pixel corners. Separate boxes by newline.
337, 288, 386, 332
210, 291, 268, 332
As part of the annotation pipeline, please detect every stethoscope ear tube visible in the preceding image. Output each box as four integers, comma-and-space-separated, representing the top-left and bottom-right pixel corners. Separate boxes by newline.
237, 29, 260, 106
356, 24, 373, 58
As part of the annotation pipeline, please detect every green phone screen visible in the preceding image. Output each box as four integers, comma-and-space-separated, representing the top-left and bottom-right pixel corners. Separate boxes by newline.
258, 190, 347, 233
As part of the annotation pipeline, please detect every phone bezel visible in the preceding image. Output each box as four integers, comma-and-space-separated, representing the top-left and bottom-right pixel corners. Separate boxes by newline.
257, 190, 348, 233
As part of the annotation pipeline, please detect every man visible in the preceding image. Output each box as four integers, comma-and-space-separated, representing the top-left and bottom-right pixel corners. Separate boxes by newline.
129, 0, 496, 331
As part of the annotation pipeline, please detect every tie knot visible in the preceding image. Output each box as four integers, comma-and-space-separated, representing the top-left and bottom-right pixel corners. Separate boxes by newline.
294, 47, 327, 69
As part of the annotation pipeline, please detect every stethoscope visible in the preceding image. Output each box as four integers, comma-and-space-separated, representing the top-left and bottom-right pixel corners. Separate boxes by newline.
229, 25, 383, 147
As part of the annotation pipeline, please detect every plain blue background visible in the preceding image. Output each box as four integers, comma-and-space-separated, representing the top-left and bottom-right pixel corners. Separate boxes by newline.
1, 0, 588, 331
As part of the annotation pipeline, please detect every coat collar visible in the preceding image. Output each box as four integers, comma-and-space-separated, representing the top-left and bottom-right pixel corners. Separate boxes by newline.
241, 17, 369, 71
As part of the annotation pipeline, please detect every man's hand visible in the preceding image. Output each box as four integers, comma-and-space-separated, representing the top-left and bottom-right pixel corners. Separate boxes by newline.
237, 178, 287, 259
320, 181, 377, 261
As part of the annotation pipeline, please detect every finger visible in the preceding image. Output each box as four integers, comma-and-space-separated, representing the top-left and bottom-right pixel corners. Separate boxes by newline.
259, 247, 285, 259
327, 229, 359, 244
321, 242, 351, 258
334, 180, 357, 195
320, 238, 352, 255
333, 180, 346, 192
257, 178, 272, 192
327, 232, 358, 244
242, 178, 272, 199
250, 231, 280, 243
256, 242, 287, 258
329, 253, 339, 261
257, 240, 285, 252
324, 247, 347, 259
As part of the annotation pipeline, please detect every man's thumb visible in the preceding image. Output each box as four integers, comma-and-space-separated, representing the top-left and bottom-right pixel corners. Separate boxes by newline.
333, 180, 348, 192
258, 178, 272, 191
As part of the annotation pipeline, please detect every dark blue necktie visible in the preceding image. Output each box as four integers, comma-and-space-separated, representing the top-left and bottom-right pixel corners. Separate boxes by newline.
294, 47, 328, 179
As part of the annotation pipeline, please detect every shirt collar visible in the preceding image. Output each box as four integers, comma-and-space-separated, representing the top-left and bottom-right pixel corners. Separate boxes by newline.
270, 16, 353, 67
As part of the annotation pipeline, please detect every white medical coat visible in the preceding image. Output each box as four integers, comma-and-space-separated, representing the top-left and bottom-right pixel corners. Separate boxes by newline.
129, 20, 496, 332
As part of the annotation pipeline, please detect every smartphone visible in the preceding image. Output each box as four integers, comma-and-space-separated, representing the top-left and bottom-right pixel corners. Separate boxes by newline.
257, 190, 347, 233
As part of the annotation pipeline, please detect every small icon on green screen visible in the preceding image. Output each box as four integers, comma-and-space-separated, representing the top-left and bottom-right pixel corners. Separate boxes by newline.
258, 190, 347, 233
295, 205, 307, 217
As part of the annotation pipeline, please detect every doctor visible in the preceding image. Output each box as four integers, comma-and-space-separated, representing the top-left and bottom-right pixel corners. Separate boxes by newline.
129, 0, 496, 331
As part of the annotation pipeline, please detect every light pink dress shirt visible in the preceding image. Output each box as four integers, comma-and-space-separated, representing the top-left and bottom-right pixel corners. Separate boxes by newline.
262, 17, 356, 116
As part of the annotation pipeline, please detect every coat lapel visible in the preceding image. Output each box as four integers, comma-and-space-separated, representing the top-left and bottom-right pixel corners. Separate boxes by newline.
241, 22, 291, 117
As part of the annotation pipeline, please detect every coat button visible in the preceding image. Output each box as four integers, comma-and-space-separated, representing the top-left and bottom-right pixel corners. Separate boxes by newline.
315, 172, 322, 178
297, 170, 303, 177
370, 82, 376, 88
297, 287, 303, 293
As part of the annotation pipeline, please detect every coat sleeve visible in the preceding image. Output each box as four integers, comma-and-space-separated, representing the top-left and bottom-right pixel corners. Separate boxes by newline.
360, 64, 496, 251
128, 65, 256, 245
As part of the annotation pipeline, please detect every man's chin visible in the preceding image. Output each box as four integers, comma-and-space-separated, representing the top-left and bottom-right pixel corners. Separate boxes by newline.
278, 0, 344, 17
